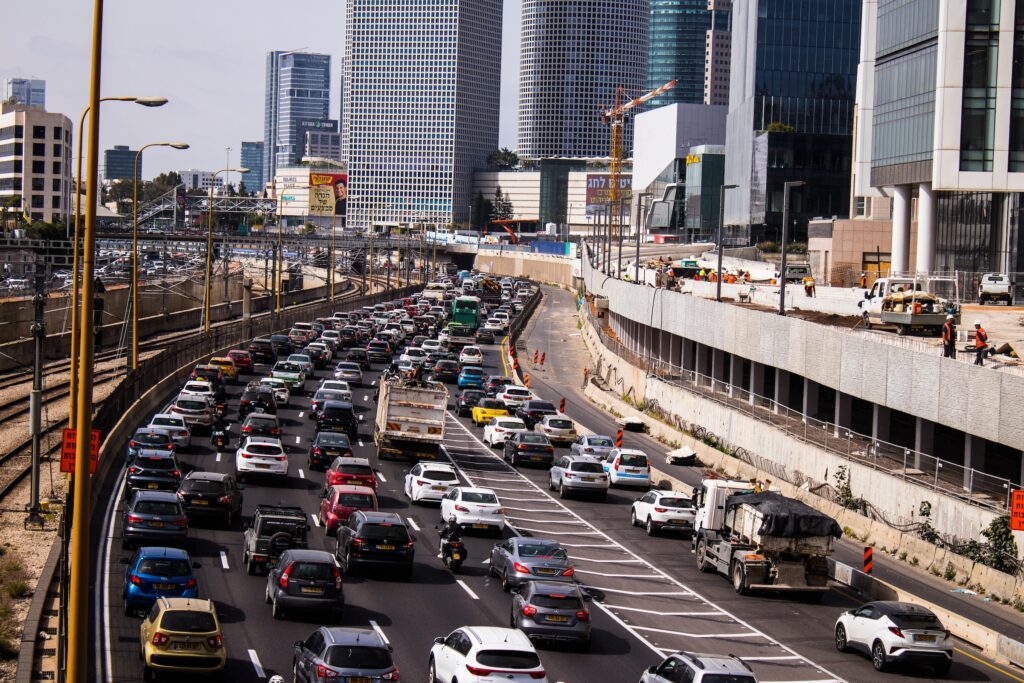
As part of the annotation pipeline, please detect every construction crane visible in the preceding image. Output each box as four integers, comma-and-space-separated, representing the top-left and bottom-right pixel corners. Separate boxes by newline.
601, 80, 677, 245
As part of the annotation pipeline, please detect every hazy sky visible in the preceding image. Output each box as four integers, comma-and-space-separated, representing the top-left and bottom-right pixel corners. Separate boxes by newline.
1, 0, 523, 182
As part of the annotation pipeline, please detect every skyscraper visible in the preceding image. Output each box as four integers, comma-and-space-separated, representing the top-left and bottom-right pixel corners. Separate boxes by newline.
0, 101, 72, 224
103, 145, 138, 182
647, 0, 713, 107
343, 0, 502, 231
240, 141, 264, 194
3, 78, 45, 108
704, 0, 732, 106
517, 0, 647, 159
263, 51, 332, 183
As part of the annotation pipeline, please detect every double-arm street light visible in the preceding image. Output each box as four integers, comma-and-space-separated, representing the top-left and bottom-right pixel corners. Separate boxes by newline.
132, 142, 189, 369
203, 167, 249, 332
69, 95, 167, 427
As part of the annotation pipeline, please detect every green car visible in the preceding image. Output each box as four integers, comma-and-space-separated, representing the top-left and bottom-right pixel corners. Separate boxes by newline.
271, 361, 306, 393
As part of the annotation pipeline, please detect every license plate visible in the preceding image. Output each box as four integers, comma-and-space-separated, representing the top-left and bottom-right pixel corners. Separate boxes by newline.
547, 615, 569, 623
432, 486, 447, 491
147, 483, 159, 489
153, 583, 176, 590
582, 477, 595, 482
537, 568, 557, 575
171, 642, 200, 651
671, 519, 689, 525
192, 499, 208, 506
530, 456, 543, 461
149, 521, 165, 528
255, 464, 269, 469
472, 524, 488, 529
326, 450, 339, 456
915, 634, 937, 642
349, 678, 371, 683
377, 544, 395, 551
452, 552, 462, 560
300, 586, 324, 594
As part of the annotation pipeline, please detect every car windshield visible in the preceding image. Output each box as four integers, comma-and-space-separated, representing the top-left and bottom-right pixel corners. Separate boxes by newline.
348, 350, 367, 357
521, 434, 548, 444
891, 613, 943, 629
479, 400, 504, 409
181, 479, 225, 493
531, 593, 583, 610
337, 493, 374, 507
318, 434, 351, 447
323, 407, 353, 419
289, 355, 310, 363
507, 389, 530, 396
291, 562, 335, 580
136, 456, 174, 470
159, 610, 216, 633
148, 419, 181, 430
316, 391, 347, 401
335, 464, 372, 475
498, 420, 524, 429
133, 500, 179, 515
275, 363, 300, 372
462, 368, 482, 376
359, 523, 409, 542
570, 462, 604, 473
518, 544, 567, 559
462, 492, 498, 504
701, 677, 756, 683
547, 419, 573, 429
337, 363, 359, 371
658, 497, 689, 507
475, 650, 540, 669
248, 418, 278, 430
260, 519, 304, 536
422, 469, 458, 482
531, 402, 556, 411
438, 362, 459, 370
619, 454, 648, 467
177, 400, 207, 411
134, 432, 169, 445
248, 444, 283, 456
588, 437, 614, 447
326, 646, 394, 669
137, 558, 191, 576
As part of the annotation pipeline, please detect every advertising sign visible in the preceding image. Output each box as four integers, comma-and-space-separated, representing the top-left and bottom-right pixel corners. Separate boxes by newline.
309, 173, 348, 217
60, 428, 101, 475
586, 174, 632, 216
1011, 490, 1024, 531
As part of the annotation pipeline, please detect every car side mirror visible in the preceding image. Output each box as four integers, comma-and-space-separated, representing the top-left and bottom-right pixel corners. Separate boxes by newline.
294, 640, 304, 649
647, 666, 658, 674
863, 291, 871, 299
434, 636, 445, 645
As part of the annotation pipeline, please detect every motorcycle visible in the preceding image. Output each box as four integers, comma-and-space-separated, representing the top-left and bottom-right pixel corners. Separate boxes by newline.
439, 536, 467, 572
211, 426, 229, 451
215, 402, 227, 418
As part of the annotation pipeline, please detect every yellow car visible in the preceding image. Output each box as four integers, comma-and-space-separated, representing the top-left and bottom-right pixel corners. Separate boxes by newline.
207, 357, 238, 383
472, 398, 510, 426
139, 597, 226, 678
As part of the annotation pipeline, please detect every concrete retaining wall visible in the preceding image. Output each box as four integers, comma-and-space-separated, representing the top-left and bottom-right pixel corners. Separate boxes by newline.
473, 252, 577, 289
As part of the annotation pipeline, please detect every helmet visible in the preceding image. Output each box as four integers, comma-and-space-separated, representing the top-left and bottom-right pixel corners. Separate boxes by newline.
974, 320, 982, 326
946, 314, 955, 320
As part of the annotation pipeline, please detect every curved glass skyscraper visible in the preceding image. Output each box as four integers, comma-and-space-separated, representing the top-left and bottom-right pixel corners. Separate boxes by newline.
647, 0, 712, 107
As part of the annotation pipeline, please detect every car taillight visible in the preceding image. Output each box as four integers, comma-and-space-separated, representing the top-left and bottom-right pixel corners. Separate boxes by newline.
171, 469, 181, 478
381, 667, 400, 681
495, 428, 504, 433
564, 472, 575, 479
129, 441, 138, 449
454, 505, 469, 512
518, 444, 530, 450
888, 626, 905, 639
186, 578, 197, 589
545, 446, 554, 453
242, 426, 252, 433
130, 574, 141, 586
513, 562, 530, 574
312, 447, 323, 455
654, 507, 667, 513
127, 515, 143, 523
172, 518, 187, 528
333, 565, 342, 590
276, 455, 286, 462
279, 562, 294, 588
241, 451, 252, 458
206, 634, 222, 649
614, 462, 619, 471
416, 479, 425, 487
217, 496, 230, 504
529, 672, 546, 680
521, 605, 537, 617
316, 664, 339, 678
561, 567, 575, 577
271, 428, 281, 436
128, 466, 139, 474
151, 632, 170, 646
466, 665, 493, 676
575, 609, 590, 622
177, 431, 188, 437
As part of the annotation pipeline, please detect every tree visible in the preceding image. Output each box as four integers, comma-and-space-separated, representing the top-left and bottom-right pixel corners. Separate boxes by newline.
980, 515, 1020, 574
766, 121, 796, 133
487, 147, 519, 170
492, 186, 514, 221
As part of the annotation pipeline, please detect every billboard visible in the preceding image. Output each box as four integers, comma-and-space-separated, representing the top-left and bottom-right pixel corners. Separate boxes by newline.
309, 173, 348, 217
586, 174, 632, 216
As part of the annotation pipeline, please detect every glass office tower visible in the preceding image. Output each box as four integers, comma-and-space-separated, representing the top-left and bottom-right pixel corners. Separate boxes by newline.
647, 0, 712, 107
264, 52, 332, 184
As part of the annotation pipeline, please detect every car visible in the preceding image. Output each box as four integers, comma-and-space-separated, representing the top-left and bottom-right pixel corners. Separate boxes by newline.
139, 597, 226, 678
121, 489, 188, 549
146, 415, 190, 450
122, 546, 199, 615
536, 415, 577, 444
515, 400, 559, 429
292, 626, 398, 683
459, 345, 484, 366
307, 432, 354, 471
399, 346, 428, 366
318, 485, 378, 535
428, 627, 546, 683
333, 361, 364, 385
503, 431, 555, 467
490, 537, 574, 591
206, 356, 238, 383
334, 510, 415, 577
366, 341, 392, 364
457, 366, 486, 388
430, 359, 461, 383
483, 375, 512, 396
176, 471, 243, 528
834, 601, 954, 674
456, 389, 486, 417
631, 490, 695, 536
316, 401, 359, 439
304, 344, 329, 368
240, 412, 282, 438
511, 581, 591, 648
482, 317, 505, 333
234, 436, 288, 481
266, 548, 344, 621
324, 456, 377, 491
248, 338, 277, 364
269, 334, 295, 358
258, 377, 291, 406
548, 455, 609, 500
289, 323, 316, 344
311, 389, 351, 418
603, 448, 651, 488
126, 427, 175, 462
345, 348, 370, 370
180, 381, 218, 408
440, 487, 505, 534
169, 396, 214, 432
188, 365, 224, 388
238, 386, 277, 419
496, 386, 535, 408
242, 504, 309, 575
125, 450, 183, 494
288, 353, 315, 375
475, 327, 496, 344
421, 338, 443, 354
226, 349, 254, 373
403, 462, 459, 502
569, 434, 615, 459
272, 361, 306, 393
641, 652, 758, 683
483, 416, 528, 447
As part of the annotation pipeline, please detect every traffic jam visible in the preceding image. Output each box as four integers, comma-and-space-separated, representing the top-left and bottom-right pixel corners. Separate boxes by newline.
101, 271, 959, 683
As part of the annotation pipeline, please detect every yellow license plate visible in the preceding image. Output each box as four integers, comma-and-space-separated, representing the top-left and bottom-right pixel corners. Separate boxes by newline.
377, 545, 395, 551
171, 641, 201, 651
432, 486, 447, 491
582, 477, 595, 482
192, 499, 208, 505
153, 583, 176, 590
538, 568, 557, 574
147, 483, 159, 489
915, 635, 936, 642
349, 678, 371, 683
149, 521, 164, 528
472, 524, 488, 529
452, 552, 462, 560
672, 519, 689, 525
547, 615, 569, 623
531, 456, 543, 461
300, 586, 324, 594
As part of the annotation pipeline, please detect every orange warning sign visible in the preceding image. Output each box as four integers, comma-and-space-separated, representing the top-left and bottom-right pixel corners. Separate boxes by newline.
1011, 491, 1024, 531
59, 428, 101, 475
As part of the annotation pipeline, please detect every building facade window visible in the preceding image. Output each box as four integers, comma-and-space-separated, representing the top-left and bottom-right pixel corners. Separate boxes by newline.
31, 160, 43, 174
32, 143, 45, 157
30, 195, 43, 209
1010, 0, 1024, 171
32, 125, 45, 140
960, 0, 1001, 171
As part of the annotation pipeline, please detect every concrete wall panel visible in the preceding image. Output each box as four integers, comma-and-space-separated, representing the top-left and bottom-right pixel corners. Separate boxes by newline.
936, 360, 971, 437
910, 355, 941, 421
998, 376, 1024, 447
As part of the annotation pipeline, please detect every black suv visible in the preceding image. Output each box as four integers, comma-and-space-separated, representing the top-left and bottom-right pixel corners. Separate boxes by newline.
266, 549, 344, 621
248, 338, 277, 364
334, 511, 414, 578
239, 386, 278, 420
430, 360, 460, 383
125, 450, 183, 493
456, 389, 486, 417
316, 401, 358, 439
503, 431, 555, 467
242, 504, 309, 575
177, 471, 243, 528
270, 334, 295, 357
516, 400, 559, 429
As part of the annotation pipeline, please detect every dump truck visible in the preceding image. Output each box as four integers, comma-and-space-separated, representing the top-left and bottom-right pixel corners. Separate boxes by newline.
374, 377, 449, 461
692, 480, 842, 597
859, 276, 961, 335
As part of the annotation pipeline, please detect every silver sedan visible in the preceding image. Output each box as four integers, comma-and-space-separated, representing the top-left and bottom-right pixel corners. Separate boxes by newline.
333, 361, 364, 386
489, 537, 575, 591
569, 434, 615, 459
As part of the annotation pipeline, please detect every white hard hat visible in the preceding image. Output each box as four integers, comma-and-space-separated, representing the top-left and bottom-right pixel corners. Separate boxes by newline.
974, 320, 981, 326
269, 677, 285, 683
946, 314, 954, 320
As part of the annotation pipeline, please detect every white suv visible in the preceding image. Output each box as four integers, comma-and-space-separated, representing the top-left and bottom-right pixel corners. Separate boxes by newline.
459, 345, 483, 365
428, 626, 547, 683
834, 601, 953, 674
641, 652, 757, 683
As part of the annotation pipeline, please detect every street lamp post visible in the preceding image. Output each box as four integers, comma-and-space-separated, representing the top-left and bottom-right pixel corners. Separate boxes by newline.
132, 142, 188, 369
204, 167, 248, 332
716, 184, 738, 302
275, 184, 298, 313
778, 180, 805, 316
635, 192, 652, 283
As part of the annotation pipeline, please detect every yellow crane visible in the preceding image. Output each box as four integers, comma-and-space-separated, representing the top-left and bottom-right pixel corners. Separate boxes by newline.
601, 80, 677, 243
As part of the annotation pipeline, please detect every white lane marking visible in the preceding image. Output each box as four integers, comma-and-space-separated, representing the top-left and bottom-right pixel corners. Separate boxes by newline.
311, 514, 320, 527
358, 440, 365, 447
406, 517, 420, 531
100, 463, 128, 683
248, 649, 266, 678
215, 452, 221, 462
572, 557, 644, 564
574, 569, 663, 579
455, 579, 479, 600
631, 625, 761, 639
375, 471, 387, 483
369, 620, 391, 648
298, 411, 304, 418
298, 469, 305, 479
743, 656, 803, 662
219, 551, 230, 570
295, 435, 301, 444
609, 605, 724, 617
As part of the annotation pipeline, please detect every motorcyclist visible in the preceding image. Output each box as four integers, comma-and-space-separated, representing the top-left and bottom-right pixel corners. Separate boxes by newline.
210, 415, 228, 447
439, 516, 462, 544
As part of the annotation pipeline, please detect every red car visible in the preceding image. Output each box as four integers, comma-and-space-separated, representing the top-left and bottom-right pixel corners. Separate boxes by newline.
324, 456, 377, 491
226, 349, 254, 373
318, 484, 377, 535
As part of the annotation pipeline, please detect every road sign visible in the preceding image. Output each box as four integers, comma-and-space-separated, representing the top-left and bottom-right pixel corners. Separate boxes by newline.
59, 428, 101, 475
1011, 491, 1024, 531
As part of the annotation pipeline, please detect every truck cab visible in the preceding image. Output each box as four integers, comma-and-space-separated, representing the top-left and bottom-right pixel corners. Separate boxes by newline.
859, 276, 960, 335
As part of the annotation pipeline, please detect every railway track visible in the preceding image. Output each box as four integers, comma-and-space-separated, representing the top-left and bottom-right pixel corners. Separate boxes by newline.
0, 368, 122, 424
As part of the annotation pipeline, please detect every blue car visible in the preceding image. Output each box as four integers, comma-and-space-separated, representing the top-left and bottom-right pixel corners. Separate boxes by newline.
122, 546, 198, 616
457, 366, 485, 389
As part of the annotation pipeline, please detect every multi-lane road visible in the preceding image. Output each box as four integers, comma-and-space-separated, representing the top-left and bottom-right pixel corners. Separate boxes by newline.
94, 286, 1024, 683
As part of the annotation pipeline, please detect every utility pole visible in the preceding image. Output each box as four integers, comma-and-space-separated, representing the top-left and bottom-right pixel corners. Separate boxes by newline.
25, 257, 45, 529
778, 180, 805, 316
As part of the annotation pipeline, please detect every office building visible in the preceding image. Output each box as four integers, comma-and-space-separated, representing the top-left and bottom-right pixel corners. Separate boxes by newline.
177, 169, 224, 192
723, 0, 860, 244
240, 141, 264, 194
648, 1, 714, 106
704, 1, 732, 106
683, 144, 726, 242
103, 145, 139, 182
300, 119, 341, 162
518, 0, 647, 159
264, 51, 332, 183
3, 78, 45, 109
343, 0, 502, 230
0, 101, 72, 224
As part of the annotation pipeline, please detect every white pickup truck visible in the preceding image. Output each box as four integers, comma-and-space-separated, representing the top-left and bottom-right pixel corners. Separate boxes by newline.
859, 276, 960, 335
978, 273, 1014, 305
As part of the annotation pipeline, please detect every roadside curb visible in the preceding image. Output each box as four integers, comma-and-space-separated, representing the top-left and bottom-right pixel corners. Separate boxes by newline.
15, 536, 62, 683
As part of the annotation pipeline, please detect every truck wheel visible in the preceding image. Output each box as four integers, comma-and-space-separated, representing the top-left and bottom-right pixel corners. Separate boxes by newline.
862, 314, 872, 330
897, 324, 909, 336
696, 539, 714, 573
731, 562, 748, 595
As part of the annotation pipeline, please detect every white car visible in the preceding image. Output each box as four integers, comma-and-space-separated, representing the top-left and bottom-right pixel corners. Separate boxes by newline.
641, 652, 757, 683
492, 311, 510, 325
181, 381, 216, 403
459, 345, 483, 366
429, 627, 547, 683
483, 417, 528, 447
333, 361, 364, 386
404, 462, 459, 503
307, 341, 333, 362
147, 413, 191, 449
440, 487, 505, 533
258, 377, 291, 406
496, 386, 534, 408
483, 317, 504, 333
834, 601, 953, 674
421, 339, 443, 354
399, 347, 429, 366
536, 415, 577, 444
631, 490, 695, 536
602, 448, 651, 488
234, 436, 288, 481
318, 379, 352, 401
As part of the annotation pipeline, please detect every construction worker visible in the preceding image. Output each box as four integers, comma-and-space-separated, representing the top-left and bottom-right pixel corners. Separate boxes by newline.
803, 275, 816, 297
973, 319, 989, 366
941, 315, 956, 359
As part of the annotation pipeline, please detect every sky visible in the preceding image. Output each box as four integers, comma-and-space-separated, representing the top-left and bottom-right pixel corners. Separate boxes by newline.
1, 0, 523, 182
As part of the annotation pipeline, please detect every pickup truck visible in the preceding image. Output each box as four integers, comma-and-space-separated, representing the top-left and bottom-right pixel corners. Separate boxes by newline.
242, 504, 309, 575
978, 273, 1014, 305
859, 276, 960, 335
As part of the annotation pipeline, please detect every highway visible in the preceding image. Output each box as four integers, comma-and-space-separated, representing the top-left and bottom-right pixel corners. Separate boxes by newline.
93, 283, 1024, 683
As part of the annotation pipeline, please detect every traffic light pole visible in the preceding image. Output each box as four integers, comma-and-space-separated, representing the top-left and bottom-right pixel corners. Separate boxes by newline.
25, 260, 46, 530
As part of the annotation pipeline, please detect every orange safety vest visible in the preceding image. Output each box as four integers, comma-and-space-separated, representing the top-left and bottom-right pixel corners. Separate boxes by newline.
975, 327, 988, 348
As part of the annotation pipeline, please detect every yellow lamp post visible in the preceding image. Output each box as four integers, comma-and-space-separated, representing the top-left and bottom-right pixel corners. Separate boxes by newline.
203, 167, 248, 333
131, 142, 188, 369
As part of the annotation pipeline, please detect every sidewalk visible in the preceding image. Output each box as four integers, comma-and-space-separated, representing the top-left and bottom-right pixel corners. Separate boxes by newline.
519, 283, 1024, 647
